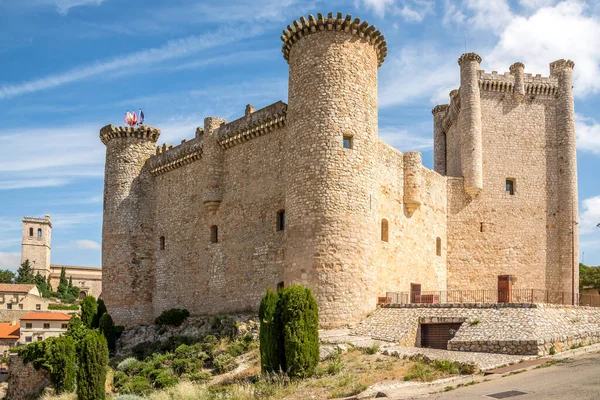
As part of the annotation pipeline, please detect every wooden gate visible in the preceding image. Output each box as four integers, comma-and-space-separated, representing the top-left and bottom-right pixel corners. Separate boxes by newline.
498, 275, 513, 303
420, 323, 462, 349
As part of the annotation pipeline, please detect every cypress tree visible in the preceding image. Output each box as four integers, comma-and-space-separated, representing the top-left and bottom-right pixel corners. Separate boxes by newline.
45, 336, 76, 394
46, 274, 52, 291
68, 276, 73, 288
93, 299, 107, 328
259, 288, 281, 373
16, 259, 35, 284
278, 285, 319, 378
99, 312, 116, 353
77, 330, 109, 400
57, 267, 68, 295
80, 296, 98, 328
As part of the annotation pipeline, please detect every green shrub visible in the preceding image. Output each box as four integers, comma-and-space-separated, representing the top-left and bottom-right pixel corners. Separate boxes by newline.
48, 303, 79, 310
172, 357, 204, 375
278, 285, 320, 378
213, 353, 238, 374
259, 288, 281, 373
45, 336, 76, 394
113, 371, 129, 389
326, 351, 344, 375
131, 341, 162, 360
77, 330, 109, 400
121, 375, 152, 396
117, 357, 140, 373
99, 312, 116, 353
403, 361, 435, 382
153, 371, 179, 389
155, 308, 190, 326
211, 315, 222, 330
93, 299, 107, 328
226, 340, 248, 357
549, 345, 556, 355
182, 370, 213, 382
18, 340, 47, 369
80, 296, 98, 328
362, 342, 380, 355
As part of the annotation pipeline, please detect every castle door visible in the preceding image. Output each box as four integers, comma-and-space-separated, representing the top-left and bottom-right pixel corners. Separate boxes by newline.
498, 275, 512, 303
410, 283, 421, 303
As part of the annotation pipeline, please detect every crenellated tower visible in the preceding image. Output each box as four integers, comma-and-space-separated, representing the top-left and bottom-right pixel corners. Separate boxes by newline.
100, 124, 160, 326
203, 117, 227, 212
282, 12, 387, 327
21, 215, 52, 277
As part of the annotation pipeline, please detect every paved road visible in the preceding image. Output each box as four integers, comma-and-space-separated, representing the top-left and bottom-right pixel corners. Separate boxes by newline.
414, 351, 600, 400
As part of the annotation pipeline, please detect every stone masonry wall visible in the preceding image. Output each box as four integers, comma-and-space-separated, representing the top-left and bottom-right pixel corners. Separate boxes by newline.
7, 354, 49, 400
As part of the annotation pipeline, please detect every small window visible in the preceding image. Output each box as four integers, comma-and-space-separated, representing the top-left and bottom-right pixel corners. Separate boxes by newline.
18, 304, 23, 310
43, 323, 50, 329
277, 281, 284, 291
160, 236, 165, 250
277, 210, 286, 231
436, 237, 441, 256
480, 222, 486, 232
25, 323, 32, 329
29, 227, 33, 237
506, 179, 515, 195
36, 304, 41, 310
381, 219, 389, 242
343, 136, 353, 149
25, 336, 32, 343
61, 323, 68, 329
37, 228, 42, 238
210, 226, 218, 243
7, 304, 12, 310
37, 336, 43, 342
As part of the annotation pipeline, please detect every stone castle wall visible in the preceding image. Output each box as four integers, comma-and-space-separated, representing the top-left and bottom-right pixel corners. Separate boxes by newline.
7, 354, 49, 400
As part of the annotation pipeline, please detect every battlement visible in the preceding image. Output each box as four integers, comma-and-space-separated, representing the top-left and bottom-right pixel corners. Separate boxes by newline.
148, 137, 203, 177
22, 215, 51, 227
99, 124, 161, 146
215, 101, 287, 149
478, 70, 559, 95
281, 12, 387, 67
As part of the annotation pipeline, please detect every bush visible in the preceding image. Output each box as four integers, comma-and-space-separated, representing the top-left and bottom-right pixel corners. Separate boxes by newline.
155, 308, 190, 326
45, 336, 76, 394
182, 370, 213, 382
213, 353, 238, 374
99, 312, 116, 353
113, 371, 129, 389
362, 342, 380, 355
153, 371, 179, 389
259, 288, 281, 373
80, 296, 98, 328
48, 303, 79, 310
117, 357, 140, 373
226, 340, 248, 357
77, 330, 109, 400
121, 375, 152, 396
93, 299, 107, 328
278, 285, 319, 378
172, 358, 204, 375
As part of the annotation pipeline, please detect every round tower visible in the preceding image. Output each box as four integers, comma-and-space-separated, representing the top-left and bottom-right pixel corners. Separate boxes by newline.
203, 117, 227, 212
458, 53, 483, 196
100, 124, 160, 326
509, 62, 525, 100
282, 13, 387, 327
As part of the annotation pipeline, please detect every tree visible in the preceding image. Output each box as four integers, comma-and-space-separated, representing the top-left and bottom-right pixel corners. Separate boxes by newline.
580, 263, 600, 293
46, 275, 52, 291
0, 269, 15, 284
93, 299, 107, 328
16, 259, 35, 284
99, 312, 116, 353
65, 316, 87, 352
68, 276, 73, 289
259, 288, 281, 373
45, 336, 76, 394
57, 267, 68, 295
77, 330, 109, 400
80, 296, 98, 328
278, 285, 319, 378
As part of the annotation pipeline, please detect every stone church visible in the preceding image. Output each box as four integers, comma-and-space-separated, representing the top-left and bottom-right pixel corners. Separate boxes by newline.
99, 13, 578, 328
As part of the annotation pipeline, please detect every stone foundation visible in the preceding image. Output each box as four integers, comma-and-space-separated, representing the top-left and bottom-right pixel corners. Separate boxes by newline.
7, 354, 49, 400
353, 303, 600, 356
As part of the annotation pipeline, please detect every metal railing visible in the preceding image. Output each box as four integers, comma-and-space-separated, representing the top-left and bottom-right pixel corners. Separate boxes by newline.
380, 289, 600, 307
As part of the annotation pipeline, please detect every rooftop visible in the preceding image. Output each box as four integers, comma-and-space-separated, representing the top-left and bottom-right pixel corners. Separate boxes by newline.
0, 284, 36, 294
0, 323, 20, 339
20, 312, 71, 321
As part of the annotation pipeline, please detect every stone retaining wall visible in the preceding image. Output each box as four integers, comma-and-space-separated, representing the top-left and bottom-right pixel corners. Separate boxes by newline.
353, 303, 600, 356
7, 354, 49, 400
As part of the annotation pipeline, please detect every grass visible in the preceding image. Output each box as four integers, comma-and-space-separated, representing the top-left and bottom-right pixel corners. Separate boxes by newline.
468, 319, 481, 326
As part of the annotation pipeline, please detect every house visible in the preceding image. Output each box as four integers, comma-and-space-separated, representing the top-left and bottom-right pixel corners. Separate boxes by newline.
0, 284, 49, 312
18, 312, 70, 344
0, 322, 19, 355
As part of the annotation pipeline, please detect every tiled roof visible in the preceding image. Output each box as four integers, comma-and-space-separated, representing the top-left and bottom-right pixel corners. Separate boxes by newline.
0, 323, 20, 339
0, 284, 36, 294
20, 312, 71, 321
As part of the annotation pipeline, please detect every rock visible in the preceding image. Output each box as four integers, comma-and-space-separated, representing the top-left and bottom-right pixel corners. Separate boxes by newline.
320, 345, 336, 360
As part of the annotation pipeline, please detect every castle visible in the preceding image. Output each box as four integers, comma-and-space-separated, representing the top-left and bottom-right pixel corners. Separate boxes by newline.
21, 215, 102, 298
100, 13, 579, 328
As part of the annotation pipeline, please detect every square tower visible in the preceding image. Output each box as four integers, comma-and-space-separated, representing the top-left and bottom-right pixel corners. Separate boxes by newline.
21, 215, 52, 277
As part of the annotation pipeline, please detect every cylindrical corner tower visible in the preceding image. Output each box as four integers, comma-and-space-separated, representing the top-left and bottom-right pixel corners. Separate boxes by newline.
458, 52, 483, 196
404, 151, 423, 213
203, 117, 227, 212
282, 13, 387, 327
550, 59, 579, 299
100, 124, 160, 326
432, 105, 448, 175
510, 62, 525, 100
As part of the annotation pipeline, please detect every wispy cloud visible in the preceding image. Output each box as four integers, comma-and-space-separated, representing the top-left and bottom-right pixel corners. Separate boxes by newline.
6, 0, 104, 15
576, 114, 600, 155
0, 252, 20, 271
51, 213, 102, 229
580, 195, 600, 235
379, 126, 433, 152
74, 239, 101, 250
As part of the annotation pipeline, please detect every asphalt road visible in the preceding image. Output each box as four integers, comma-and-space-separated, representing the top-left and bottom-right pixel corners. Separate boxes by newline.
416, 351, 600, 400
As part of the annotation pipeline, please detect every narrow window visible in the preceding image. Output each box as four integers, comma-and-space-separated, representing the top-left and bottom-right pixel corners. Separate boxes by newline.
277, 281, 284, 291
29, 228, 33, 237
25, 336, 32, 343
36, 304, 41, 310
25, 323, 32, 329
37, 228, 42, 238
211, 226, 218, 243
43, 323, 50, 329
381, 219, 389, 242
506, 179, 515, 195
277, 210, 286, 231
18, 304, 23, 310
159, 236, 165, 250
436, 237, 441, 256
61, 323, 68, 329
37, 336, 43, 342
343, 135, 353, 149
7, 304, 12, 310
480, 222, 486, 232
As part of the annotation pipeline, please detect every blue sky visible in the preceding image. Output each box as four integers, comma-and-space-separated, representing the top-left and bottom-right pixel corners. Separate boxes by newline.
0, 0, 598, 271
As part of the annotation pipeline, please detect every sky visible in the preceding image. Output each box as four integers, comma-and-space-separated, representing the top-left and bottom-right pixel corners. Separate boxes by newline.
0, 0, 599, 271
